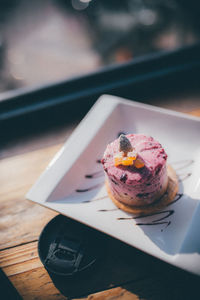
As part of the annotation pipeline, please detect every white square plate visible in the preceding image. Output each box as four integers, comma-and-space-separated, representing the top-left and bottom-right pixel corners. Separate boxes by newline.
27, 95, 200, 275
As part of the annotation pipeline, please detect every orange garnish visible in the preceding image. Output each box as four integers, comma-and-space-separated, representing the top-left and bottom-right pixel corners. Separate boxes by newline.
134, 158, 144, 168
121, 157, 134, 166
114, 156, 136, 166
114, 157, 123, 166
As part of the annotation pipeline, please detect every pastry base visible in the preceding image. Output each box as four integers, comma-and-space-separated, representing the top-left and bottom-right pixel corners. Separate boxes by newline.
106, 165, 178, 215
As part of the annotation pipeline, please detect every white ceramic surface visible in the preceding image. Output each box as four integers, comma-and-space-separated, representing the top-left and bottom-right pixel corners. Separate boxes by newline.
26, 95, 200, 275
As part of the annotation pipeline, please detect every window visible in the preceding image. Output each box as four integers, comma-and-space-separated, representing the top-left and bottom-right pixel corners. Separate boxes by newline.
0, 0, 199, 96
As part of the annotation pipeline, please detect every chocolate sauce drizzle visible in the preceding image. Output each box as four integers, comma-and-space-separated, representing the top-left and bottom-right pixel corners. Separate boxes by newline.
83, 195, 108, 203
76, 182, 103, 193
74, 132, 192, 231
171, 159, 194, 170
98, 208, 118, 212
178, 173, 192, 182
76, 161, 104, 192
166, 193, 183, 206
118, 209, 174, 231
98, 193, 183, 231
85, 170, 104, 179
117, 209, 174, 231
98, 193, 183, 214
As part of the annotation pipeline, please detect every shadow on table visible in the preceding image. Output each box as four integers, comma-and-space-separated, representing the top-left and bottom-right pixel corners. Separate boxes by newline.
46, 234, 200, 299
41, 218, 200, 300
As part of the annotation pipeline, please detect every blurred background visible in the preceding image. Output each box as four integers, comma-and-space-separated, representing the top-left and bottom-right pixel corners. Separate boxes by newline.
0, 0, 199, 97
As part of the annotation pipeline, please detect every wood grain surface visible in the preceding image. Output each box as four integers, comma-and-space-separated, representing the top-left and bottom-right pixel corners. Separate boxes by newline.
1, 109, 200, 300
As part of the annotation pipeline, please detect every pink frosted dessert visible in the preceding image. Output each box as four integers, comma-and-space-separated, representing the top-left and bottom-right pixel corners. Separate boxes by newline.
101, 134, 168, 207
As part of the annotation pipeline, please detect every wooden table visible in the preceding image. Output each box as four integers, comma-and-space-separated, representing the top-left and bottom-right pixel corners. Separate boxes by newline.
1, 104, 200, 299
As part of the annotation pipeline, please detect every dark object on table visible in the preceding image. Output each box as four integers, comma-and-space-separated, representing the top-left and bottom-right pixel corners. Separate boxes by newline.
0, 268, 22, 299
38, 215, 107, 296
39, 215, 104, 276
44, 235, 87, 276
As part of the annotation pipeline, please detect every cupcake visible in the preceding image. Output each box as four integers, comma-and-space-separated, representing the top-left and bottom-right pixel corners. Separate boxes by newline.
101, 134, 178, 214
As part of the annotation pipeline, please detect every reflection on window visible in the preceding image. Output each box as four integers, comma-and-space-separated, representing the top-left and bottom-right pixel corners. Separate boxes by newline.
0, 0, 199, 95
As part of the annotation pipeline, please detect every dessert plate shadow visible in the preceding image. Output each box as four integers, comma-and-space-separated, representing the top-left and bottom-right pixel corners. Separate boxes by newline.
26, 95, 200, 275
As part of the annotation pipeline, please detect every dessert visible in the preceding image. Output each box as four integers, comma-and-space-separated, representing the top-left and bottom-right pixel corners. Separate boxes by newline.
101, 134, 178, 214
